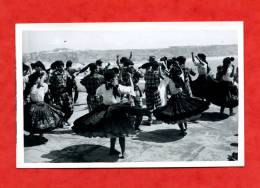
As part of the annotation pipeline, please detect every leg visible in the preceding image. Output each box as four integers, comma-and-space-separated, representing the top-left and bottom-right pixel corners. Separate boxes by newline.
119, 137, 126, 158
229, 108, 234, 116
184, 121, 188, 131
220, 106, 225, 114
178, 122, 186, 136
133, 96, 143, 131
62, 93, 74, 121
109, 138, 120, 155
145, 92, 154, 125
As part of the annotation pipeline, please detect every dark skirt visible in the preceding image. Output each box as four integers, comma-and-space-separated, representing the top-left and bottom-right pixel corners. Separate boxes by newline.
72, 104, 150, 138
153, 92, 210, 123
24, 102, 64, 133
208, 81, 238, 108
190, 75, 210, 99
191, 76, 238, 108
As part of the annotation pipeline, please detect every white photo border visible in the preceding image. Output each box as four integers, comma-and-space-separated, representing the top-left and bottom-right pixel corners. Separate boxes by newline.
16, 22, 244, 168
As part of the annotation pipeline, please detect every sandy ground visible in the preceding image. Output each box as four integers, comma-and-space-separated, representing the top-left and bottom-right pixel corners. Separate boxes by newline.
24, 92, 238, 163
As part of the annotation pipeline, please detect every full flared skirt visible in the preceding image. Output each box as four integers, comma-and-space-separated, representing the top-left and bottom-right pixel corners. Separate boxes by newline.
153, 92, 210, 123
24, 102, 64, 133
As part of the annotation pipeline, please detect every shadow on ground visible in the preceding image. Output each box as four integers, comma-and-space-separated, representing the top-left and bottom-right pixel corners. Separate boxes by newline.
24, 135, 48, 147
41, 144, 119, 163
199, 112, 229, 122
47, 129, 74, 135
133, 128, 184, 143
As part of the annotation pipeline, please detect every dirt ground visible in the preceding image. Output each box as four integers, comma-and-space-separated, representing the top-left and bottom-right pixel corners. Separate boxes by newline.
24, 92, 238, 163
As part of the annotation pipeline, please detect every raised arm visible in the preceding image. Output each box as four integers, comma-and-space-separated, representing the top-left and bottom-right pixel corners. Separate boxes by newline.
116, 55, 121, 69
129, 51, 133, 60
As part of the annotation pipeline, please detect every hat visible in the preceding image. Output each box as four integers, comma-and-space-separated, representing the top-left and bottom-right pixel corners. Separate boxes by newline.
197, 53, 207, 63
89, 63, 97, 72
104, 69, 116, 82
176, 56, 186, 65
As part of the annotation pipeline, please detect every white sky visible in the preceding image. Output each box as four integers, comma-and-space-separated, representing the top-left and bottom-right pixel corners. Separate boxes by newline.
22, 29, 238, 53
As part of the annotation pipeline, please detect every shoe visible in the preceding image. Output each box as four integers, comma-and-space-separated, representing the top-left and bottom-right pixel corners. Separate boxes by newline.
109, 149, 120, 155
135, 127, 142, 132
119, 153, 127, 159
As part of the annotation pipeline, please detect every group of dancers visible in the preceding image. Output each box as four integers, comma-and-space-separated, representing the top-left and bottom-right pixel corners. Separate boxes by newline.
23, 52, 238, 159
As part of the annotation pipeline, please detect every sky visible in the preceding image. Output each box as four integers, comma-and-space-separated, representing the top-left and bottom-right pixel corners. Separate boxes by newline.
22, 29, 238, 53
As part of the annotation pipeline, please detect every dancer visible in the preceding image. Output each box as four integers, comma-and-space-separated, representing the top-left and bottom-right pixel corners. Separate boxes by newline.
72, 69, 150, 159
118, 55, 144, 131
176, 56, 196, 97
65, 60, 79, 103
190, 52, 213, 100
153, 61, 210, 135
80, 63, 104, 112
144, 56, 162, 125
218, 57, 238, 115
49, 61, 74, 126
24, 71, 64, 138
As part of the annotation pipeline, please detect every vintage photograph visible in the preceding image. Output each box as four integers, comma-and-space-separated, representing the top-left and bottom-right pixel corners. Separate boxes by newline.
16, 22, 244, 168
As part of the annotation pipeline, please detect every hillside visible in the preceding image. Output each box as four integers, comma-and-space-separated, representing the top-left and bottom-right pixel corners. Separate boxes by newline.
23, 44, 238, 65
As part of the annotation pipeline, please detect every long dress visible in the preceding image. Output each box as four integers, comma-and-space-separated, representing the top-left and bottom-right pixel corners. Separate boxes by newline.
72, 84, 150, 138
24, 83, 64, 133
153, 76, 210, 123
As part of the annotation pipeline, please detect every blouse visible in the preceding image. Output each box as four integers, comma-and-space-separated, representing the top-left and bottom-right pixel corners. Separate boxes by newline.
30, 83, 48, 102
222, 66, 233, 82
96, 84, 136, 105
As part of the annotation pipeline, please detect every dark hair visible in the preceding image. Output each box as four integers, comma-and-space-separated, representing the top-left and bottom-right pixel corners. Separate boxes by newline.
54, 60, 64, 67
197, 53, 207, 63
104, 70, 120, 98
177, 56, 186, 65
222, 57, 234, 75
24, 72, 44, 99
96, 59, 103, 66
50, 61, 58, 70
111, 67, 119, 74
152, 61, 159, 71
23, 63, 29, 72
160, 56, 167, 61
33, 61, 46, 71
149, 56, 156, 62
104, 69, 116, 82
89, 63, 97, 72
66, 60, 72, 68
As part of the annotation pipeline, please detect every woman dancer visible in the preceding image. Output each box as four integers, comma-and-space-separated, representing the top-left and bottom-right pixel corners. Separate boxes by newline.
217, 57, 238, 115
190, 52, 213, 100
72, 69, 150, 159
24, 72, 64, 138
153, 60, 210, 135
